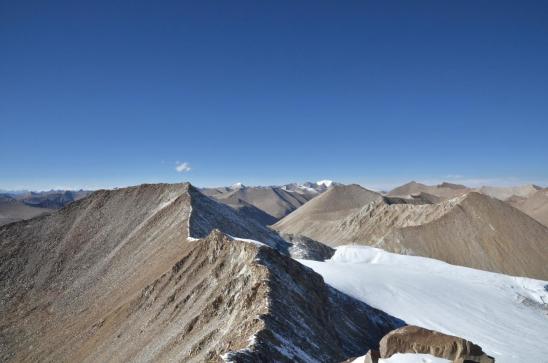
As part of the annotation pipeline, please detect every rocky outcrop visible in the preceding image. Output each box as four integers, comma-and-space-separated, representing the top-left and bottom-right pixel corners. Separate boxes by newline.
281, 232, 335, 261
379, 326, 494, 363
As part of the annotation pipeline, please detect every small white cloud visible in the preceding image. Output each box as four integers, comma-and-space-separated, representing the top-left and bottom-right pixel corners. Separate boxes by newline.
175, 162, 191, 173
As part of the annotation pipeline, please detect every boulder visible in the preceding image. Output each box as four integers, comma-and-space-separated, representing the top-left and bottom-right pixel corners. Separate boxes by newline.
379, 325, 494, 363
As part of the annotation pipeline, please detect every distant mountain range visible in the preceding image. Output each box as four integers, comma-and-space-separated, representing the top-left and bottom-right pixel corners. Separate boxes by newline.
200, 180, 340, 225
2, 180, 547, 229
0, 190, 91, 226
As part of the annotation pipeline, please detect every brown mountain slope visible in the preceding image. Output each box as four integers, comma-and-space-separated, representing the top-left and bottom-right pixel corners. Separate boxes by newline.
273, 184, 382, 239
509, 188, 548, 227
0, 184, 401, 362
388, 181, 470, 200
217, 186, 310, 219
1, 183, 193, 362
286, 192, 548, 279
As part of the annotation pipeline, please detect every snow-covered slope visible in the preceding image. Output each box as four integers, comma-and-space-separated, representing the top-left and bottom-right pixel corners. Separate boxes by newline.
299, 246, 548, 363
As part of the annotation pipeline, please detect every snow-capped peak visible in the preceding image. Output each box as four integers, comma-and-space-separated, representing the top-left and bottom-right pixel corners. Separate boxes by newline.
231, 182, 245, 190
316, 180, 334, 187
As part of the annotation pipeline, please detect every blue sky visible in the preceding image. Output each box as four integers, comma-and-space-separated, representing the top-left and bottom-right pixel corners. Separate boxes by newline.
1, 0, 547, 190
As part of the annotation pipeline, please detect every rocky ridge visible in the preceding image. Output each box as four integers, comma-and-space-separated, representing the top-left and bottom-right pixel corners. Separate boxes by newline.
0, 183, 400, 362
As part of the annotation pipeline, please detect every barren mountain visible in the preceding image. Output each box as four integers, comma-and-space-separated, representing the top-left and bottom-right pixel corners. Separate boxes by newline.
201, 182, 334, 225
508, 188, 548, 227
273, 184, 382, 239
200, 183, 327, 226
0, 183, 401, 362
367, 193, 547, 279
278, 191, 548, 279
0, 194, 53, 226
388, 181, 470, 200
214, 186, 311, 221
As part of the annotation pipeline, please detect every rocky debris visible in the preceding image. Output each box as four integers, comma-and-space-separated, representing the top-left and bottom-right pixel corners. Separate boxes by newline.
379, 326, 495, 363
281, 232, 335, 261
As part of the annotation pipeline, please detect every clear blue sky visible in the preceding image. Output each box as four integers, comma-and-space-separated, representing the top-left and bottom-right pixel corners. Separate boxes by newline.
1, 0, 547, 190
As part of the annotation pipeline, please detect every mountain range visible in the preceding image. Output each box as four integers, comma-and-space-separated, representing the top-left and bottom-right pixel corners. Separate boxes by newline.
274, 184, 548, 279
1, 180, 547, 362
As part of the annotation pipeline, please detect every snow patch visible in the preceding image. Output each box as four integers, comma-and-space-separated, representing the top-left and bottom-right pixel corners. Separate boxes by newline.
316, 180, 334, 187
270, 331, 321, 363
229, 235, 269, 247
186, 202, 194, 241
220, 334, 258, 362
231, 182, 245, 189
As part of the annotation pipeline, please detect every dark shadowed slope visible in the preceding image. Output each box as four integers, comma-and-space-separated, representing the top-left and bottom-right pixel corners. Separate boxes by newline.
215, 186, 310, 220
